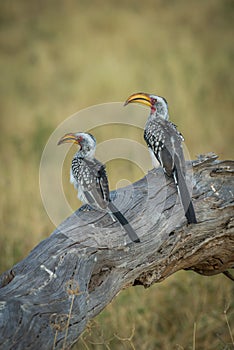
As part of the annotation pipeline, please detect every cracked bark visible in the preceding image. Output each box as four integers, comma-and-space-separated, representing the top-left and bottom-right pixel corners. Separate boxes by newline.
0, 153, 233, 349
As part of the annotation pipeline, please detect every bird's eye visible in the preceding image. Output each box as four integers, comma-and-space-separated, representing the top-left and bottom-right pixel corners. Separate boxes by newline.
151, 98, 157, 105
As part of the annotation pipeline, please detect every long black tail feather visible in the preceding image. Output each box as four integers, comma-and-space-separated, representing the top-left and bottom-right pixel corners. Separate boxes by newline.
173, 157, 197, 224
108, 202, 140, 243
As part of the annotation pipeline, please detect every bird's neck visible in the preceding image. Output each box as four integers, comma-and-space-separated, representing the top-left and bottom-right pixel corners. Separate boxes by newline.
76, 146, 95, 160
149, 109, 169, 121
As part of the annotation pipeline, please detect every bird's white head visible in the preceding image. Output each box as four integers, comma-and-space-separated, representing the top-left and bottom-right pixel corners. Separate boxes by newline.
58, 132, 96, 159
124, 92, 169, 120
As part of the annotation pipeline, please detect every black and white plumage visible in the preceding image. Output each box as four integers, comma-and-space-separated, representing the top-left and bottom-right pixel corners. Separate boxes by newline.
58, 132, 140, 243
125, 92, 197, 224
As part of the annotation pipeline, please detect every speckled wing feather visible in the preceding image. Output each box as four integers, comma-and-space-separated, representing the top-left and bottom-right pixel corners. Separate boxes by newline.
144, 117, 196, 223
144, 118, 185, 176
71, 157, 109, 210
97, 163, 110, 203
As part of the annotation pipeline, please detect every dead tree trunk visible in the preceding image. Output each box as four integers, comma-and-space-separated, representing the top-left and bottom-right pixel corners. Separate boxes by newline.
0, 153, 233, 349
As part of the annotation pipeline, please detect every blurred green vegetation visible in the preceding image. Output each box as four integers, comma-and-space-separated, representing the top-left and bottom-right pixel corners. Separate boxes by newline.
0, 0, 233, 349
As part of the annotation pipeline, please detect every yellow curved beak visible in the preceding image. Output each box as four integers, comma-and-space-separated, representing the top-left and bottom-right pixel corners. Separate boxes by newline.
57, 133, 78, 145
124, 92, 152, 107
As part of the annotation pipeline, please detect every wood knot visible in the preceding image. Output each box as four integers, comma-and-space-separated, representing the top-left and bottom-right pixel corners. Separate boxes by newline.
0, 269, 15, 288
65, 279, 80, 295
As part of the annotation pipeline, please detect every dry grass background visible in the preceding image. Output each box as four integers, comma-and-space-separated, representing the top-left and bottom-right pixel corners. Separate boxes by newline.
0, 0, 233, 349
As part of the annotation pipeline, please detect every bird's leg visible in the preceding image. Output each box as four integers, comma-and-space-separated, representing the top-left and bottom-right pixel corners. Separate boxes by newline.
108, 212, 117, 222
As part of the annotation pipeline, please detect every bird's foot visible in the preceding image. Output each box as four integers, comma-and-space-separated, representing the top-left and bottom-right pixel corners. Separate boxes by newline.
79, 204, 93, 212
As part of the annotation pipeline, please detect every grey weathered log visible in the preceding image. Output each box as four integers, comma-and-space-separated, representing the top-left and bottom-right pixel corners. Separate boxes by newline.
0, 153, 233, 349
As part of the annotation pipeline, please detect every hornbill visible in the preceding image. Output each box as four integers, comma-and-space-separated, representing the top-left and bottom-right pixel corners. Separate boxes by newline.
125, 92, 197, 224
58, 132, 140, 242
